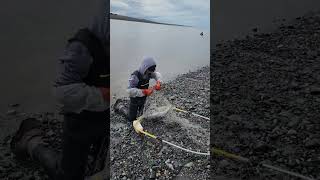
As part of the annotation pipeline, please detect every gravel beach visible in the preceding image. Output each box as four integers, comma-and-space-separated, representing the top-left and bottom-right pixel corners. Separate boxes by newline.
110, 66, 210, 179
211, 12, 320, 180
2, 7, 320, 180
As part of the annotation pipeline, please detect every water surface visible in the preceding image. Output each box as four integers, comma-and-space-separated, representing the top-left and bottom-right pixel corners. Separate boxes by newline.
111, 19, 210, 100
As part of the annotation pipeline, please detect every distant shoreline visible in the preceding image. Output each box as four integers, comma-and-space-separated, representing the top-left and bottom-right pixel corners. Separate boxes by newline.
110, 13, 191, 27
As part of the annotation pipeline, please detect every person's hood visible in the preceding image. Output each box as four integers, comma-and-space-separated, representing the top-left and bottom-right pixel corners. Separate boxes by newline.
88, 0, 109, 48
139, 57, 157, 75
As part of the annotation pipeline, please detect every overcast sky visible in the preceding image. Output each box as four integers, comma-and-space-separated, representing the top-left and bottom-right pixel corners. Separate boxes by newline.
110, 0, 210, 30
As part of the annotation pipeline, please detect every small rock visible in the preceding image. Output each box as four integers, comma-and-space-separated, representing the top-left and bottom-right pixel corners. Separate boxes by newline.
227, 114, 242, 121
165, 160, 174, 171
255, 141, 271, 151
287, 129, 297, 135
277, 44, 284, 48
261, 159, 272, 165
172, 161, 181, 168
184, 162, 194, 168
219, 159, 230, 168
305, 139, 320, 148
149, 168, 156, 179
288, 159, 295, 167
287, 117, 300, 127
272, 119, 278, 125
309, 86, 320, 95
279, 110, 293, 117
169, 96, 176, 100
4, 151, 11, 157
46, 130, 54, 137
252, 28, 258, 32
9, 172, 23, 179
6, 109, 17, 115
0, 166, 5, 174
10, 103, 20, 107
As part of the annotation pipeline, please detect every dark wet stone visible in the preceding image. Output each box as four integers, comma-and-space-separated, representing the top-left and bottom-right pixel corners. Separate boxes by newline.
6, 109, 17, 115
305, 139, 320, 148
309, 86, 320, 95
219, 160, 230, 168
287, 117, 300, 127
287, 129, 297, 135
9, 171, 23, 179
10, 103, 20, 107
46, 130, 54, 137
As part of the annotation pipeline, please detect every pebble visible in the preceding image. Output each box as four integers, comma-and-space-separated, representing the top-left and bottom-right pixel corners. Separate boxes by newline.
169, 96, 176, 100
0, 166, 5, 174
287, 129, 297, 135
309, 86, 320, 95
10, 103, 20, 107
184, 162, 194, 168
287, 118, 300, 127
255, 141, 270, 151
219, 160, 230, 168
165, 159, 174, 171
6, 109, 17, 115
149, 168, 156, 179
305, 139, 320, 148
9, 171, 23, 179
46, 130, 54, 137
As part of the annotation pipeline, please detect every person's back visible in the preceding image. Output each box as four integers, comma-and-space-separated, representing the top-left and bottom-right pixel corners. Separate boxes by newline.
10, 0, 110, 179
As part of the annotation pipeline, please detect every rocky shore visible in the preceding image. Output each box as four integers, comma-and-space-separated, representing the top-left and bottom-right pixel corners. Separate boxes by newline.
110, 66, 210, 179
0, 66, 210, 179
3, 8, 320, 180
211, 12, 320, 180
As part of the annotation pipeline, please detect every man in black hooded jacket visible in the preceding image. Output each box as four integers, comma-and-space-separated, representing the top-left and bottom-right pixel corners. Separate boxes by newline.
10, 0, 110, 179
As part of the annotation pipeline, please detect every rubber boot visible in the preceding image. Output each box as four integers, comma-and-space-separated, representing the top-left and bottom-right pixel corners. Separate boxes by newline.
31, 145, 60, 179
114, 99, 129, 119
10, 118, 43, 159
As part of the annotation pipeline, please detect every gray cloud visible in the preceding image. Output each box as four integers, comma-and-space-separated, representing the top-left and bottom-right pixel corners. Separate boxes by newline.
111, 0, 210, 30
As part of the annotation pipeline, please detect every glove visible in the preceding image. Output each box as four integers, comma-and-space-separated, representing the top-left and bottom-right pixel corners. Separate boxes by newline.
154, 80, 161, 91
133, 120, 143, 133
142, 88, 153, 96
99, 87, 110, 102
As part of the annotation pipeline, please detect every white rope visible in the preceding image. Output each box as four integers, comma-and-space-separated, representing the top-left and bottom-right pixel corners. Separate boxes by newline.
191, 113, 210, 120
162, 140, 210, 156
160, 139, 316, 180
262, 163, 316, 180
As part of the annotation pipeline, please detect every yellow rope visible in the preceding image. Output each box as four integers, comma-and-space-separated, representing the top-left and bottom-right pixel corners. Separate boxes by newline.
173, 107, 188, 113
139, 130, 158, 139
212, 147, 249, 162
